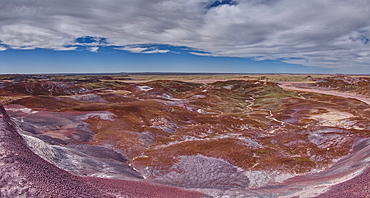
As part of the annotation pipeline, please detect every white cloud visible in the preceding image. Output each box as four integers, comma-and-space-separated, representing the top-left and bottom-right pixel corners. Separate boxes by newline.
0, 46, 7, 51
189, 52, 215, 56
53, 46, 78, 51
118, 47, 148, 53
118, 46, 169, 54
11, 46, 36, 50
142, 49, 169, 54
0, 0, 370, 72
89, 46, 99, 53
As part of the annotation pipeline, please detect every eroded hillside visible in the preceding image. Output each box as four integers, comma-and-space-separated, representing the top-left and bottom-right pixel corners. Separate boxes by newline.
2, 74, 370, 197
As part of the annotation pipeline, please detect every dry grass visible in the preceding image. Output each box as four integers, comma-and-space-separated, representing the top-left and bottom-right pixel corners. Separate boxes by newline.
113, 90, 131, 95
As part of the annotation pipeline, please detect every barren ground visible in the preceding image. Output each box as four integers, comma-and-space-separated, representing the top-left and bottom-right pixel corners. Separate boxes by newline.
1, 74, 370, 197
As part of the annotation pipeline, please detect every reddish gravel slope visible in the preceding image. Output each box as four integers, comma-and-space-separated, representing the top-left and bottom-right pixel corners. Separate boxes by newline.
0, 103, 206, 198
315, 167, 370, 198
278, 83, 370, 198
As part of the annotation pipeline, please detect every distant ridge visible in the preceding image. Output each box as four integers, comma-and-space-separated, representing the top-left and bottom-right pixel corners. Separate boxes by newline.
1, 72, 347, 76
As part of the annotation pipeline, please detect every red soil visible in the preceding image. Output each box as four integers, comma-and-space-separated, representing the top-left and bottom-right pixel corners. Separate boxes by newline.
0, 103, 206, 198
315, 167, 370, 198
277, 82, 370, 197
3, 78, 370, 196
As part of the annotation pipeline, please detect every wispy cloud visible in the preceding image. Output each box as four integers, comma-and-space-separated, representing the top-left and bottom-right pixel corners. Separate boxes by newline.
11, 46, 36, 50
118, 47, 149, 53
89, 47, 99, 53
0, 0, 369, 71
118, 46, 169, 54
142, 49, 169, 54
53, 46, 78, 51
189, 52, 216, 56
0, 45, 7, 51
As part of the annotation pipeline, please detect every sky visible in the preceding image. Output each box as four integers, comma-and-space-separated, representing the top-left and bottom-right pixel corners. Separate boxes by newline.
0, 0, 369, 74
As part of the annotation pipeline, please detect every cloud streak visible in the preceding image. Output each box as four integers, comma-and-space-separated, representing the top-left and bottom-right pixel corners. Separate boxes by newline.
118, 46, 169, 54
0, 0, 369, 71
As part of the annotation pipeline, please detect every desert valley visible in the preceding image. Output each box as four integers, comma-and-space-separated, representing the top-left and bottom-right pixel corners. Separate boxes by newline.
1, 73, 370, 197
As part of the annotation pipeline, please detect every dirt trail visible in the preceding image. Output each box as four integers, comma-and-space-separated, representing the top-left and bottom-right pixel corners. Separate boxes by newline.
278, 82, 370, 106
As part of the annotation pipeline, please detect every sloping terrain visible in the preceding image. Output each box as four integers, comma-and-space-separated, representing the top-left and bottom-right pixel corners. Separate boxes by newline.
0, 103, 206, 197
314, 76, 370, 96
1, 75, 370, 197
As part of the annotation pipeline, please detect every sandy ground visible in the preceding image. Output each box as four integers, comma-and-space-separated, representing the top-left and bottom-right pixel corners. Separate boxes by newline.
278, 82, 370, 106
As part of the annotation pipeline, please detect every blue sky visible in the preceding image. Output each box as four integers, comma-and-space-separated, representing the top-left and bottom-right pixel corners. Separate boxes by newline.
0, 0, 369, 74
0, 44, 334, 74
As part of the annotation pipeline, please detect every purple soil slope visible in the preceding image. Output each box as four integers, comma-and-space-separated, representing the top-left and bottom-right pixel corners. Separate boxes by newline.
315, 168, 370, 198
0, 103, 206, 198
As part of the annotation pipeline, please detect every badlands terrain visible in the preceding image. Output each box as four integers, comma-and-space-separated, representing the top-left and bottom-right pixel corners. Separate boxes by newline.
1, 73, 370, 197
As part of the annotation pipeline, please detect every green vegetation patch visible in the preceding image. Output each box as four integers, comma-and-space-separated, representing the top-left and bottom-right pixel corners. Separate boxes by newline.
81, 81, 122, 90
252, 86, 301, 110
141, 80, 203, 93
